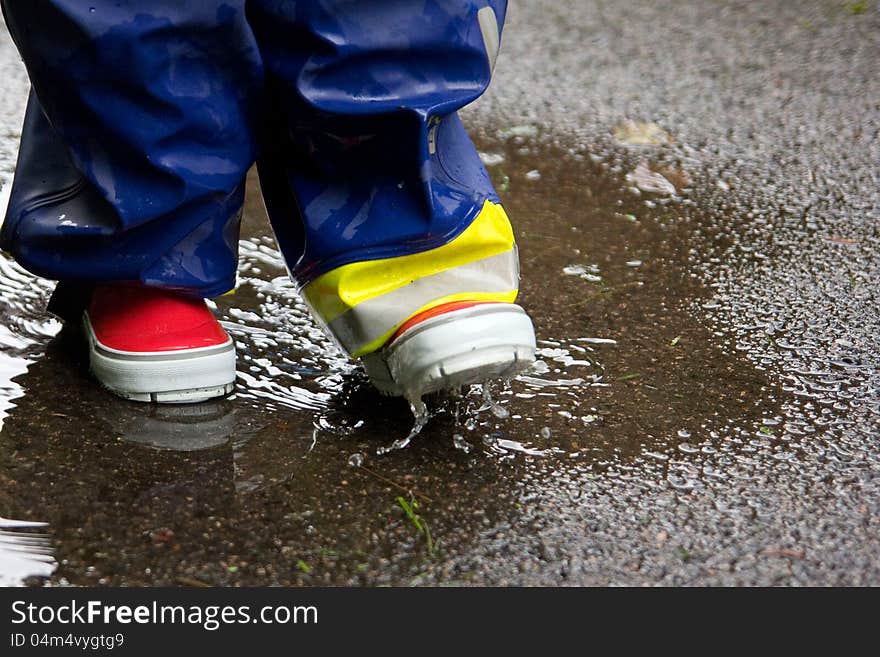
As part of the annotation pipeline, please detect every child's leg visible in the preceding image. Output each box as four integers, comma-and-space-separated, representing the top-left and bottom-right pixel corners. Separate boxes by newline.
0, 0, 263, 298
250, 0, 534, 395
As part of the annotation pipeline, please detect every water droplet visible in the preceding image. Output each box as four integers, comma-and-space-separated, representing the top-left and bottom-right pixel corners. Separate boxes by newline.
480, 383, 510, 418
452, 434, 472, 454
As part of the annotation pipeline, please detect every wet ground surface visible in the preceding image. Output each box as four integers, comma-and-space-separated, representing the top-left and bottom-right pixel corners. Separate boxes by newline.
1, 1, 879, 585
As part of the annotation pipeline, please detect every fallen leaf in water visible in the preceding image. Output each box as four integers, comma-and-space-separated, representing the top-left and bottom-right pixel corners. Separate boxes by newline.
613, 119, 674, 146
626, 162, 677, 195
657, 166, 692, 190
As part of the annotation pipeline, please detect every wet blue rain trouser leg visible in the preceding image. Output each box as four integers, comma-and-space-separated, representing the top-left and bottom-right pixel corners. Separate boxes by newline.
0, 0, 264, 299
247, 0, 506, 284
0, 1, 506, 300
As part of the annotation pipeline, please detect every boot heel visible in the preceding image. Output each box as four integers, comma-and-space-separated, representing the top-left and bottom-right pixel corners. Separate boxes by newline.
362, 303, 536, 397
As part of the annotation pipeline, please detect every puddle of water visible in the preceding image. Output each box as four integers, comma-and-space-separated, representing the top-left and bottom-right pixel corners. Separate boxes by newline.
0, 141, 792, 586
0, 5, 877, 586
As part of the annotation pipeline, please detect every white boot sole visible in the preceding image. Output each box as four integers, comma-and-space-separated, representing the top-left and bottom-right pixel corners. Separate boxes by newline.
84, 314, 236, 404
361, 303, 536, 397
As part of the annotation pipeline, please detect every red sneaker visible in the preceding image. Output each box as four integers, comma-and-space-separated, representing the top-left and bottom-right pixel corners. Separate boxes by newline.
83, 286, 236, 403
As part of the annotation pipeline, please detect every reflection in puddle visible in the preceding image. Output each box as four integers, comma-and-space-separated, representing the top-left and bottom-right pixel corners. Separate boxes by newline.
114, 400, 235, 452
0, 517, 55, 586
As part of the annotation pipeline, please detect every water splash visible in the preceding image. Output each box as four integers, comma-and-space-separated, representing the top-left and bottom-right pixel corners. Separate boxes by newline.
479, 381, 510, 418
0, 517, 55, 586
217, 236, 350, 415
562, 263, 602, 282
368, 370, 581, 457
377, 395, 429, 455
482, 433, 553, 457
221, 228, 606, 463
0, 255, 59, 432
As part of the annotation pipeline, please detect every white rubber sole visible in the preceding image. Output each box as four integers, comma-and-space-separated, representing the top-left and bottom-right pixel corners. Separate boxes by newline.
83, 314, 236, 404
361, 303, 536, 397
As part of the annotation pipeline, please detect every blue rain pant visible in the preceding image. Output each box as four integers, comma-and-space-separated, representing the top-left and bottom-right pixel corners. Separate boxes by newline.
0, 0, 505, 299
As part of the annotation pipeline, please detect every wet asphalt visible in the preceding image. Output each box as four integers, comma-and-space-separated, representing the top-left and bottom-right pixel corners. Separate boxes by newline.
0, 1, 878, 586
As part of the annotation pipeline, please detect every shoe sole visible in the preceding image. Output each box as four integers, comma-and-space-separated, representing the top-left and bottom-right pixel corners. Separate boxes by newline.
83, 314, 236, 404
361, 303, 536, 397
